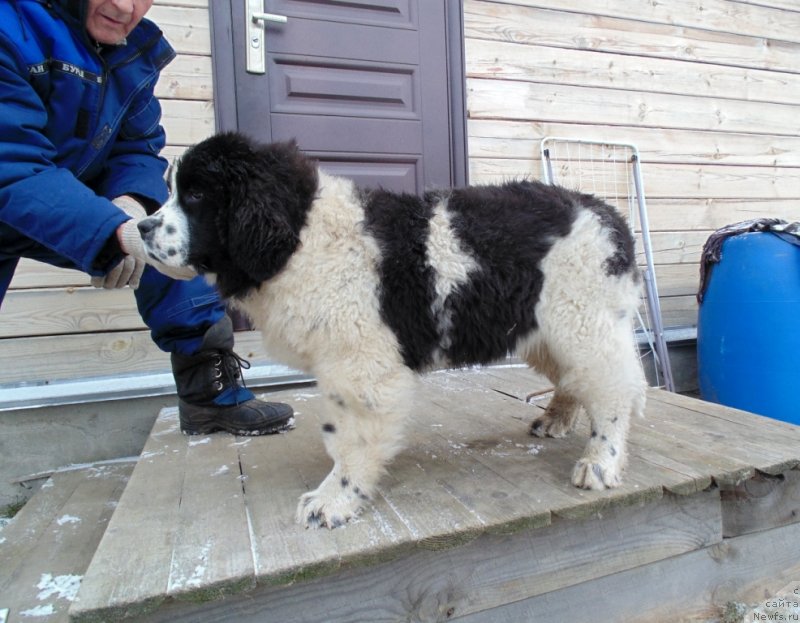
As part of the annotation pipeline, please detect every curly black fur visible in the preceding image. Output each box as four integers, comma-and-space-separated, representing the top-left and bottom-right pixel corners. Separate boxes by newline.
175, 132, 318, 298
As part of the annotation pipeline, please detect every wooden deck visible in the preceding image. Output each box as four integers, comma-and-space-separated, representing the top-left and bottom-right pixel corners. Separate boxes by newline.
0, 463, 133, 623
4, 365, 800, 622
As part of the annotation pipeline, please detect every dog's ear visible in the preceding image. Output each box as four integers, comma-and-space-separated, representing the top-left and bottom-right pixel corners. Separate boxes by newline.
219, 139, 316, 283
226, 191, 299, 283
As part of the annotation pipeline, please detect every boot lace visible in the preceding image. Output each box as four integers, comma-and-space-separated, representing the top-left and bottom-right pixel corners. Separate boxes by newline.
211, 350, 252, 404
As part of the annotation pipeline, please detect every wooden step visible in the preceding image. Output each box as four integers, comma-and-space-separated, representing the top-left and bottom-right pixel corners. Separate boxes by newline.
0, 462, 134, 622
70, 366, 800, 622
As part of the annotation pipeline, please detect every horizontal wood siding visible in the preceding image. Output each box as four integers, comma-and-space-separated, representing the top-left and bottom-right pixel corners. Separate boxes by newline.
465, 0, 800, 328
1, 0, 215, 385
4, 0, 799, 386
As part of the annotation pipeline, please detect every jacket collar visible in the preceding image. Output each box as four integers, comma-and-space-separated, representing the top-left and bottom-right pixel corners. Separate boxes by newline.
57, 0, 87, 27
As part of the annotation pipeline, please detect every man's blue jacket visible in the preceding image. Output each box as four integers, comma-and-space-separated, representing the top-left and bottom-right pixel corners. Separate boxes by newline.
0, 0, 176, 279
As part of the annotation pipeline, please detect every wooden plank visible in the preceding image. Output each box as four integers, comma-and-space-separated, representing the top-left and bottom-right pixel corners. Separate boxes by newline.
8, 260, 87, 290
720, 469, 800, 537
161, 99, 215, 146
643, 393, 800, 481
419, 370, 667, 521
72, 410, 190, 621
0, 472, 84, 595
649, 389, 800, 441
0, 287, 144, 338
239, 390, 422, 586
467, 78, 800, 138
165, 433, 255, 601
0, 330, 267, 386
468, 119, 800, 168
236, 397, 347, 586
0, 465, 131, 623
464, 1, 800, 73
397, 414, 555, 536
473, 367, 721, 494
149, 6, 211, 56
645, 198, 800, 232
651, 264, 699, 298
157, 0, 207, 8
469, 158, 800, 200
737, 0, 800, 11
156, 54, 213, 101
500, 0, 800, 45
68, 368, 800, 621
647, 234, 707, 266
452, 520, 800, 623
466, 38, 800, 106
277, 390, 515, 557
0, 331, 166, 385
140, 490, 723, 623
467, 367, 750, 495
395, 380, 558, 536
658, 294, 698, 328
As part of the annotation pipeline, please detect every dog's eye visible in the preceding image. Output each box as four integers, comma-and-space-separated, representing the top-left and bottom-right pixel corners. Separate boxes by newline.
184, 189, 204, 205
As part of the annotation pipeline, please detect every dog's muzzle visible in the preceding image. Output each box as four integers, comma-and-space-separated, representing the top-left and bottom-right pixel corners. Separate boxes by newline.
138, 214, 162, 241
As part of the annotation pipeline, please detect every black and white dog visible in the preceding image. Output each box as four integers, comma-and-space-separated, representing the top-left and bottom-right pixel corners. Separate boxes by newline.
139, 132, 646, 529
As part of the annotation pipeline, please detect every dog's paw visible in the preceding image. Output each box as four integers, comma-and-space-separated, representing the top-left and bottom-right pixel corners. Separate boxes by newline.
530, 414, 573, 438
571, 458, 622, 490
295, 480, 369, 529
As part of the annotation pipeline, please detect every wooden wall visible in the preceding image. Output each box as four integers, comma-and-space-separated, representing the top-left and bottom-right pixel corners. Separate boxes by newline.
4, 0, 799, 386
464, 0, 800, 328
1, 0, 214, 385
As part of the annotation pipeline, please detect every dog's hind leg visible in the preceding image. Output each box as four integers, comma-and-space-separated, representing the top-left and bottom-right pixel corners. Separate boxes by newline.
525, 343, 583, 438
530, 388, 583, 438
552, 321, 646, 490
296, 365, 416, 529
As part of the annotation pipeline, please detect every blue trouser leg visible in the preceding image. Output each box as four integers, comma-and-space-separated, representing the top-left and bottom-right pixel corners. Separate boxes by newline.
133, 266, 227, 356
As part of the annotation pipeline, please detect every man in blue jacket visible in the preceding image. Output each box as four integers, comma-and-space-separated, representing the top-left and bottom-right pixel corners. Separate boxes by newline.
0, 0, 294, 435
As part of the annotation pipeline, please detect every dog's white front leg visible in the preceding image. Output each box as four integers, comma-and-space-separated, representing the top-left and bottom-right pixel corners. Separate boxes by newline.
297, 371, 415, 529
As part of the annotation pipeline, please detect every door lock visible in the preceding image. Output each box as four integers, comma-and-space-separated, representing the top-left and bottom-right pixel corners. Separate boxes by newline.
246, 0, 287, 74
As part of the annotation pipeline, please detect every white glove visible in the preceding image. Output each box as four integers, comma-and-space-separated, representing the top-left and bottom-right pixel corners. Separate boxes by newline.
91, 196, 148, 289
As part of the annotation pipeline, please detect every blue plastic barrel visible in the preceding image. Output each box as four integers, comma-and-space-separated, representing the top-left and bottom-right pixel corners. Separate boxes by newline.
698, 231, 800, 423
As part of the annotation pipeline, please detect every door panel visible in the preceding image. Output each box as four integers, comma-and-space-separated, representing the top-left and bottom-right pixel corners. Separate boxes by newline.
269, 59, 418, 119
221, 0, 463, 194
271, 0, 415, 29
270, 116, 422, 154
265, 16, 419, 63
314, 156, 419, 193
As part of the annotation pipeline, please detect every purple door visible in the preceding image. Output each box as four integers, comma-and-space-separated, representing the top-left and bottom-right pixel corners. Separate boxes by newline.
211, 0, 466, 194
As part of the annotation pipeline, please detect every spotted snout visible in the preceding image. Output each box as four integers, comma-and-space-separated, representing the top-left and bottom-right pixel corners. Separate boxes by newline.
138, 207, 189, 267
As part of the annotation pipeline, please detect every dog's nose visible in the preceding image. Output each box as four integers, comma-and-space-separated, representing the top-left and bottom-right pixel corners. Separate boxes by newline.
138, 217, 157, 237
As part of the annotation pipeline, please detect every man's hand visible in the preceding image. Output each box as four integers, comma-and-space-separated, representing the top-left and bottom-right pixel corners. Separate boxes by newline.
91, 196, 148, 289
92, 195, 197, 289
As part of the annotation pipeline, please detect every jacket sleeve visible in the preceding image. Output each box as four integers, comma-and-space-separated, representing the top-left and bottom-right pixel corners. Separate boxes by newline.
0, 32, 128, 275
94, 85, 171, 212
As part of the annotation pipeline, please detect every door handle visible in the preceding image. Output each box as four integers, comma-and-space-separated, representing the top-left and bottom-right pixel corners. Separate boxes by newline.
246, 0, 287, 74
252, 12, 288, 24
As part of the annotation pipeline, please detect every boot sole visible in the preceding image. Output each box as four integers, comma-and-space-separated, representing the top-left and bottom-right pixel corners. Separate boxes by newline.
179, 401, 295, 436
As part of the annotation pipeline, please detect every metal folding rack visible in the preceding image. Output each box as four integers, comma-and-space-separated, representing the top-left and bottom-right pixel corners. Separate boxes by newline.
540, 137, 675, 392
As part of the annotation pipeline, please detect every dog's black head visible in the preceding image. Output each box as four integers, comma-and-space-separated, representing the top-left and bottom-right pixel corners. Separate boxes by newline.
139, 132, 318, 298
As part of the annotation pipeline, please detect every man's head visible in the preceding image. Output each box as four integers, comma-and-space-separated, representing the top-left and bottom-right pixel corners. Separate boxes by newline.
85, 0, 154, 45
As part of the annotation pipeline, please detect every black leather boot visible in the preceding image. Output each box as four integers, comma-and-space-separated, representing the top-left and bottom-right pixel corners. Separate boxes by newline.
171, 316, 294, 435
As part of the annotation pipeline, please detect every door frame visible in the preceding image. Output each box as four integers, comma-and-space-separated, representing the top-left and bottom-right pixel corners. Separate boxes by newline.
208, 1, 468, 188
